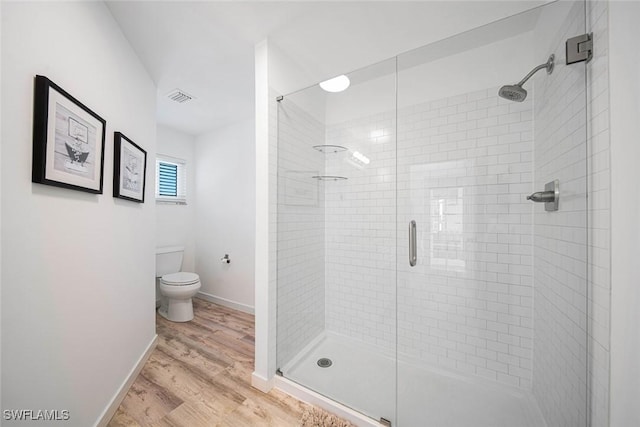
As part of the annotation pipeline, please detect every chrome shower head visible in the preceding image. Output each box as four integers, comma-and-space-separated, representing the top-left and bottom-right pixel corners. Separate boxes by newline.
498, 54, 554, 102
498, 85, 527, 102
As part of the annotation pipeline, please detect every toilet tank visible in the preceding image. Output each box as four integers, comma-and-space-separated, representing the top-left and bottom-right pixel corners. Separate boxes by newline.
156, 246, 184, 277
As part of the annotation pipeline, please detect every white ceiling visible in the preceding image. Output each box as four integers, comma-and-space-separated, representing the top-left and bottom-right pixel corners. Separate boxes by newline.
106, 1, 547, 136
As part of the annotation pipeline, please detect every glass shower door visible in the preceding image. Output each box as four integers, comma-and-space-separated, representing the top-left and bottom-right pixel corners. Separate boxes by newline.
396, 2, 588, 426
276, 58, 398, 424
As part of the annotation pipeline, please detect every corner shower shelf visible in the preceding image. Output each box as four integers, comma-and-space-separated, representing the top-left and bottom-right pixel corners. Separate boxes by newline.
312, 145, 348, 154
312, 175, 348, 181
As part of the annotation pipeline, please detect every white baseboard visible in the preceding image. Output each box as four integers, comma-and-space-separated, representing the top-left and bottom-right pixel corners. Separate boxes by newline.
251, 371, 275, 392
94, 334, 158, 427
197, 291, 254, 314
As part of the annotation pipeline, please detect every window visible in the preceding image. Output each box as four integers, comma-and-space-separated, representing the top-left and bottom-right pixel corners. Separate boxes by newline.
155, 155, 187, 204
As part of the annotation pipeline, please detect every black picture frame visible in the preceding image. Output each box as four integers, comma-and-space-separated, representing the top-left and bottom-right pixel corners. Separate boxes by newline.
113, 132, 147, 203
32, 75, 106, 194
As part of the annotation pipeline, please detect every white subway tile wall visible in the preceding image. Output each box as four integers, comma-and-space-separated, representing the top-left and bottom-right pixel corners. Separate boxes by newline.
321, 89, 536, 386
324, 111, 398, 352
396, 89, 535, 388
587, 1, 611, 426
276, 99, 327, 368
532, 2, 589, 426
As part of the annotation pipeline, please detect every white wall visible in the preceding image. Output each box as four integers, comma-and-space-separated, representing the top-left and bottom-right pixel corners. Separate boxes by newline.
252, 40, 274, 391
156, 125, 196, 272
195, 119, 255, 313
1, 2, 157, 426
609, 1, 640, 426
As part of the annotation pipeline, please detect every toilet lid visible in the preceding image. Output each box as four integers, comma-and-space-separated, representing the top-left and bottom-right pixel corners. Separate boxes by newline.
161, 272, 200, 286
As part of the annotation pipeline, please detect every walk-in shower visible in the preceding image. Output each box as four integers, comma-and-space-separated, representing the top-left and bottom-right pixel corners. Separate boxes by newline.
276, 1, 590, 426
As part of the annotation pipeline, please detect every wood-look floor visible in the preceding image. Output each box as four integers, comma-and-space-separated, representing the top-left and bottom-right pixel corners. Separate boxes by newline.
108, 298, 314, 427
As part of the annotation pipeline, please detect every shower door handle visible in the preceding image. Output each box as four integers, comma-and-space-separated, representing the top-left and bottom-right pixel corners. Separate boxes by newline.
409, 220, 417, 267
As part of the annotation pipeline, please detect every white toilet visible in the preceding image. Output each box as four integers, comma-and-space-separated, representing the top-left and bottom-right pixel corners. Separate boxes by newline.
156, 246, 201, 322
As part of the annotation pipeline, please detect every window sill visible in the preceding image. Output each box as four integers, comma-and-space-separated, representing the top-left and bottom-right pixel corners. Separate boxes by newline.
156, 199, 188, 205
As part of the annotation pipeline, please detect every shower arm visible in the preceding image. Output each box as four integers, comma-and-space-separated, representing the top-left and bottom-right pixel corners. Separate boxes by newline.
515, 62, 551, 87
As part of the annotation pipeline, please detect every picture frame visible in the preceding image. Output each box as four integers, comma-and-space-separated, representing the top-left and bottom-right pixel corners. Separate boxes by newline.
113, 132, 147, 203
32, 75, 106, 193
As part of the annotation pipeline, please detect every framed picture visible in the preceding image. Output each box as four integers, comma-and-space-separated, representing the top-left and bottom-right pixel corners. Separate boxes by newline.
113, 132, 147, 203
32, 75, 106, 193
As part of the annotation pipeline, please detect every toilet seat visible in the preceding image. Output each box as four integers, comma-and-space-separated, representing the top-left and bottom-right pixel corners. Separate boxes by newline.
161, 272, 200, 286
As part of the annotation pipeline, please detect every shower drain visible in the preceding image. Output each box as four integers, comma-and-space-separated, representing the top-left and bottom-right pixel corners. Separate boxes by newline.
317, 358, 333, 368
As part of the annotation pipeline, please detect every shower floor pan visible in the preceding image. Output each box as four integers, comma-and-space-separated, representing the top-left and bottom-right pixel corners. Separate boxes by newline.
284, 332, 546, 427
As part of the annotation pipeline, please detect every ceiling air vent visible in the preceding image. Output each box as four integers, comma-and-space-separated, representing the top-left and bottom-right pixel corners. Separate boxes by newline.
166, 89, 195, 104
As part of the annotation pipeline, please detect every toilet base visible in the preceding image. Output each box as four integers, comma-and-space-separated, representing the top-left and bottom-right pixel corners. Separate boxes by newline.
158, 297, 195, 322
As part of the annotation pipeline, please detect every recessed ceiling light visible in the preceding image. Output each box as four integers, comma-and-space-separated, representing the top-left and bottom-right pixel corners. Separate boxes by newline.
319, 75, 350, 93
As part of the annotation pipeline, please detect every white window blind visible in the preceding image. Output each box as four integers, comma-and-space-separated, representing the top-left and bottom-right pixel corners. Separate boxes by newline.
155, 155, 187, 204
